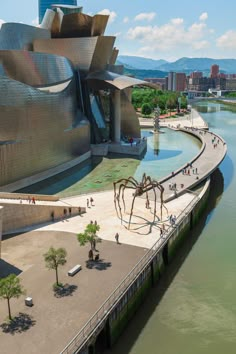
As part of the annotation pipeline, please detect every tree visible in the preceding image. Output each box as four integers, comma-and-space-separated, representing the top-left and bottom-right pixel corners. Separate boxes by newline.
0, 274, 25, 320
166, 94, 177, 115
77, 223, 101, 251
44, 247, 67, 286
141, 103, 152, 116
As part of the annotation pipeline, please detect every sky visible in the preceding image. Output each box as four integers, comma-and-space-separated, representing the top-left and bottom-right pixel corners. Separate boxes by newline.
1, 0, 236, 62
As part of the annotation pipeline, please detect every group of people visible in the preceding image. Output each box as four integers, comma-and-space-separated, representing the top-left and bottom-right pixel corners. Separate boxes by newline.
169, 182, 177, 191
212, 136, 220, 149
22, 195, 36, 204
181, 162, 198, 176
87, 197, 94, 208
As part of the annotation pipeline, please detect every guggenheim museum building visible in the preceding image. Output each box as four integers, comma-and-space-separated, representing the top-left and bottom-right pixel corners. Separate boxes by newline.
0, 0, 148, 191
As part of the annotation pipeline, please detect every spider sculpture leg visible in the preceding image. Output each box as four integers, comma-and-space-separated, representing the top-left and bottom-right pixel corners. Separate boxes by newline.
113, 181, 119, 215
117, 183, 128, 222
128, 193, 137, 229
113, 180, 126, 221
153, 185, 157, 224
119, 178, 137, 215
121, 180, 128, 213
157, 184, 166, 220
144, 183, 158, 223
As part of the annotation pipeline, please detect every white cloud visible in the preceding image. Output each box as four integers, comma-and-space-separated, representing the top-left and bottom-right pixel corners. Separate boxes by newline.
0, 19, 5, 28
192, 40, 209, 50
112, 32, 121, 37
98, 9, 117, 23
134, 12, 156, 22
171, 18, 184, 25
127, 17, 212, 56
123, 16, 129, 23
31, 17, 39, 26
199, 12, 208, 21
216, 30, 236, 49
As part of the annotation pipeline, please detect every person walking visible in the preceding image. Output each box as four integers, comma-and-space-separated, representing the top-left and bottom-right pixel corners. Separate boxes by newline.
87, 198, 89, 208
115, 232, 119, 244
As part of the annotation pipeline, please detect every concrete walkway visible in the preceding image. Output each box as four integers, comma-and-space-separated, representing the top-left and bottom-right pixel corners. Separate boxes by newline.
160, 127, 226, 202
140, 109, 227, 202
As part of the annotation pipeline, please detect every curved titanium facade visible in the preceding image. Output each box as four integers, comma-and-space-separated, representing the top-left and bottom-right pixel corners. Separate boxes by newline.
60, 13, 109, 38
0, 50, 74, 87
120, 90, 141, 138
34, 36, 115, 71
0, 77, 90, 187
86, 70, 149, 90
39, 0, 77, 23
0, 23, 50, 50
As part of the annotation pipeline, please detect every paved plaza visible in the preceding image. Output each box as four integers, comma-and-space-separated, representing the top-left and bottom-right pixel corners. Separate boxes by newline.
0, 230, 147, 354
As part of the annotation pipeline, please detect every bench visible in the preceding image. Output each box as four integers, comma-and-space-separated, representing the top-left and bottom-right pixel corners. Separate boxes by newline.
68, 264, 82, 276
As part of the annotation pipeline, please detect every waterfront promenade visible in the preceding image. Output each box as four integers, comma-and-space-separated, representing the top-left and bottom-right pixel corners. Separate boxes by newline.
140, 109, 226, 202
0, 109, 227, 354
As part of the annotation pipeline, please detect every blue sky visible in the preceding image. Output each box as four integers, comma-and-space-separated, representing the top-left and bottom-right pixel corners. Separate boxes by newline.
1, 0, 236, 61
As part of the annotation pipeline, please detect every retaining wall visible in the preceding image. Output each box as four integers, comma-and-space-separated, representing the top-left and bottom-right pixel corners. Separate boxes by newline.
1, 202, 85, 235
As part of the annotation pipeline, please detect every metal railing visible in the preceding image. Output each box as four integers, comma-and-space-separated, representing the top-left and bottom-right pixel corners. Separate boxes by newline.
60, 194, 200, 354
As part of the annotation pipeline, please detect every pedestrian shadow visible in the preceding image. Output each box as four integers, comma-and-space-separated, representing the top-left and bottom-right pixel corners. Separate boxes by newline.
0, 313, 36, 334
85, 259, 112, 271
53, 284, 78, 298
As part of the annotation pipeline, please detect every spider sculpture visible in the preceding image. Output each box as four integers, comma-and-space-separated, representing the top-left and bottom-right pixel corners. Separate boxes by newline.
113, 173, 166, 229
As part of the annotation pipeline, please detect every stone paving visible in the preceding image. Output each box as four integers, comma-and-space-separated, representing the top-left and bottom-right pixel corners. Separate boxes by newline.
0, 231, 146, 354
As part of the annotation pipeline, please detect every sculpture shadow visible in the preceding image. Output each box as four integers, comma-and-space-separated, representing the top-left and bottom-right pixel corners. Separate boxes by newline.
0, 259, 22, 278
0, 313, 36, 334
53, 284, 78, 298
85, 259, 111, 271
121, 213, 163, 235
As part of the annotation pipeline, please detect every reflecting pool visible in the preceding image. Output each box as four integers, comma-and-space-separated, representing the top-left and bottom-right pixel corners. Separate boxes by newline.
18, 128, 200, 197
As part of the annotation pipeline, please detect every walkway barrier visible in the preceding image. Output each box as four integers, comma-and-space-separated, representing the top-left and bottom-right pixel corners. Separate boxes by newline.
0, 192, 59, 202
60, 194, 201, 354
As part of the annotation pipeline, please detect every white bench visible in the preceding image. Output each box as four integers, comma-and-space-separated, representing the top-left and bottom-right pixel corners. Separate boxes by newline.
68, 264, 82, 276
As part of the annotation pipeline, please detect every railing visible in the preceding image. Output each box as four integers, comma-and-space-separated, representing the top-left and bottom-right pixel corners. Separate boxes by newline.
60, 194, 200, 354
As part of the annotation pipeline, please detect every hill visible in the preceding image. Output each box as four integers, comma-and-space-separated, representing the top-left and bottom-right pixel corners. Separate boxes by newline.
118, 55, 168, 70
117, 55, 236, 75
123, 68, 168, 80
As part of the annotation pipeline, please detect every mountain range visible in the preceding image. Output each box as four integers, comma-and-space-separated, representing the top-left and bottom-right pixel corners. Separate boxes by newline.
117, 55, 236, 77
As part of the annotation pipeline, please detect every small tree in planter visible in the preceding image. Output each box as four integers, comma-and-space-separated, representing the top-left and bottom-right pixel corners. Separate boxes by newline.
44, 247, 67, 289
0, 274, 25, 320
77, 223, 101, 259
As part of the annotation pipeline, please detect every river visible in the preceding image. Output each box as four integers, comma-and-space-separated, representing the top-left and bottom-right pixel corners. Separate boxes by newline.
105, 101, 236, 354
